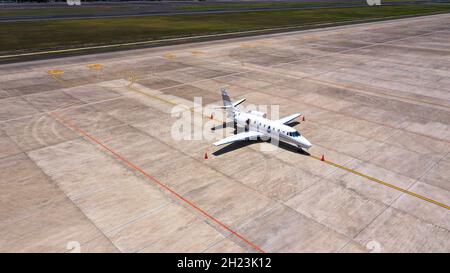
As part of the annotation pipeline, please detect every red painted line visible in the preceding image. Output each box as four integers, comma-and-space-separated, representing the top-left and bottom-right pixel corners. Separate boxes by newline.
50, 112, 265, 253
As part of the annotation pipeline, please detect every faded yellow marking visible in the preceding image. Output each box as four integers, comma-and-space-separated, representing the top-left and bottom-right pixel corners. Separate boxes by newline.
87, 63, 103, 70
47, 69, 64, 75
191, 50, 204, 56
164, 53, 176, 60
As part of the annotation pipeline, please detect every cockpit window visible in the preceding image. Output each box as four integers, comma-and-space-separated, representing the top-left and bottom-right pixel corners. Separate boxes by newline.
291, 131, 301, 137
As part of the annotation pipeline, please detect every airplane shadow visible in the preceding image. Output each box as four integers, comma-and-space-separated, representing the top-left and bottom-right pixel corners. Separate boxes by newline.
212, 140, 260, 156
212, 138, 310, 157
210, 121, 235, 131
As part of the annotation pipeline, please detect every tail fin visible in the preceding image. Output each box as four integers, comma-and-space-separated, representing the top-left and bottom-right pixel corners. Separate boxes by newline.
220, 88, 234, 118
221, 88, 235, 118
221, 88, 232, 107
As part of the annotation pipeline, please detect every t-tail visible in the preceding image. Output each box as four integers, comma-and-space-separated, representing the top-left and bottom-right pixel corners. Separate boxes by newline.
217, 88, 246, 118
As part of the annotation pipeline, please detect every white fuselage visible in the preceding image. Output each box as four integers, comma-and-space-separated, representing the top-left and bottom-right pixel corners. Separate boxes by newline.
233, 111, 312, 149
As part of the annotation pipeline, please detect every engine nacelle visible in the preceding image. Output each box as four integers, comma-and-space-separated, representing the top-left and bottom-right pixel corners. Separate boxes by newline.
248, 110, 267, 118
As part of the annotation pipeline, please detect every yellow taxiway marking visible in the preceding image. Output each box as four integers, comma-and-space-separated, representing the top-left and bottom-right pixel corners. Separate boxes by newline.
87, 63, 103, 70
47, 69, 64, 75
47, 69, 73, 88
164, 53, 176, 60
191, 50, 204, 56
310, 154, 450, 210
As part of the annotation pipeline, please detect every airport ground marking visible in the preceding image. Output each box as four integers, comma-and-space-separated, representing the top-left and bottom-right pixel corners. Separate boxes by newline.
47, 69, 65, 75
50, 112, 265, 253
309, 154, 450, 210
47, 69, 80, 88
191, 50, 204, 56
164, 53, 176, 60
87, 63, 103, 70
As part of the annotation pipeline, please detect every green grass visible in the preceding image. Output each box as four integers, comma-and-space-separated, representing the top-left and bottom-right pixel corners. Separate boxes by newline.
1, 4, 449, 55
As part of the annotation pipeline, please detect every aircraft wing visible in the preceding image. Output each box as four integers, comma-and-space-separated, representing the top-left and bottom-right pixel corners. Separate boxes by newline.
213, 131, 264, 146
275, 113, 301, 124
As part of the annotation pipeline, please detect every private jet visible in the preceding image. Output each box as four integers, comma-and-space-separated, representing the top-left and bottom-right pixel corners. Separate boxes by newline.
213, 89, 312, 151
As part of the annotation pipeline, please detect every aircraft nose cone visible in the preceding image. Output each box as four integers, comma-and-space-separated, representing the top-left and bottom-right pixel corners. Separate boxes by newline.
300, 136, 312, 149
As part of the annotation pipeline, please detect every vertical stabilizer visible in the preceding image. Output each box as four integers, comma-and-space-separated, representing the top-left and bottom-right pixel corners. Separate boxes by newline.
221, 88, 235, 118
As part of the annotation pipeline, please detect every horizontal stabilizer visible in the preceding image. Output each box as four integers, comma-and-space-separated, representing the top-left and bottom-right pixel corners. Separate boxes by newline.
213, 98, 246, 109
212, 105, 232, 109
232, 98, 246, 107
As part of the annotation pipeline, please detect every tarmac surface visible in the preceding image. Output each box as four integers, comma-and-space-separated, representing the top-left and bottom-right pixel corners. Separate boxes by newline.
0, 13, 449, 252
0, 1, 431, 22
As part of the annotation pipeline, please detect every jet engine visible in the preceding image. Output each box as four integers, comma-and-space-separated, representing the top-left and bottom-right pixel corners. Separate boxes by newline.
248, 110, 267, 118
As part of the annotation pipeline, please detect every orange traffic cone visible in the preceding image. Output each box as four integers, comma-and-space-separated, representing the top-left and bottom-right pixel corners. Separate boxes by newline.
302, 115, 305, 122
320, 154, 325, 161
204, 152, 208, 160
